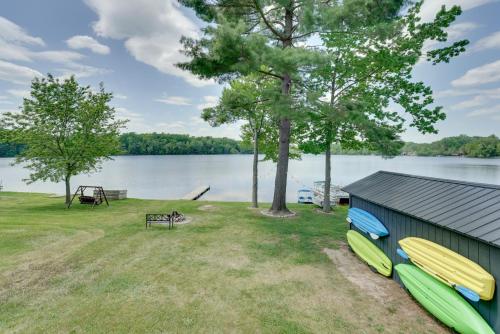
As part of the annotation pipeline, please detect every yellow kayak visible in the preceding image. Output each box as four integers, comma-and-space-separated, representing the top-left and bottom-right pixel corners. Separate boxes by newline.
399, 237, 495, 301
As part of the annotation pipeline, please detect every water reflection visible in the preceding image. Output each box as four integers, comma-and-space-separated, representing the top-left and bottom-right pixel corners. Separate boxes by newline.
1, 155, 499, 202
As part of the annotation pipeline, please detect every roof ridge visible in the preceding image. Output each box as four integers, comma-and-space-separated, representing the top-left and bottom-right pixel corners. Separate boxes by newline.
376, 171, 500, 190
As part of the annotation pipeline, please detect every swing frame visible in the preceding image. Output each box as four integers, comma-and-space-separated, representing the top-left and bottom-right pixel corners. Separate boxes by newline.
67, 186, 109, 208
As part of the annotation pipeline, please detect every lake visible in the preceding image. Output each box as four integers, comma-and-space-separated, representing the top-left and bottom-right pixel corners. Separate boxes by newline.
1, 155, 500, 202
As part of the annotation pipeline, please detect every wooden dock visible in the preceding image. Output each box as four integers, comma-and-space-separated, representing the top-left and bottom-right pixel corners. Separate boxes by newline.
182, 185, 210, 200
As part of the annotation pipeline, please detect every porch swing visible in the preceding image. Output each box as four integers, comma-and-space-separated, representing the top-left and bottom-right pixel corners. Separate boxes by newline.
67, 186, 109, 208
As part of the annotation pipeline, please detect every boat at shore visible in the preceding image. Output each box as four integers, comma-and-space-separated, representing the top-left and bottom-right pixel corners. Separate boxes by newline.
297, 188, 314, 204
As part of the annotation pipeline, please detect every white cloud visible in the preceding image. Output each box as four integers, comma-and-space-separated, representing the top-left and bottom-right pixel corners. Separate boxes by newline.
155, 96, 191, 106
66, 35, 110, 55
0, 60, 42, 84
472, 31, 500, 52
56, 63, 111, 80
192, 120, 244, 138
116, 107, 140, 121
0, 16, 44, 46
0, 39, 33, 62
436, 87, 500, 98
154, 117, 242, 138
0, 43, 84, 65
419, 0, 495, 22
115, 104, 242, 137
34, 50, 85, 64
0, 95, 14, 104
447, 22, 479, 40
0, 98, 14, 104
7, 89, 30, 98
0, 16, 44, 62
452, 95, 495, 109
115, 106, 186, 133
0, 17, 109, 82
84, 0, 214, 87
467, 105, 500, 117
159, 121, 187, 132
447, 85, 500, 120
452, 60, 500, 87
448, 86, 500, 113
197, 95, 218, 110
114, 93, 127, 99
0, 40, 90, 69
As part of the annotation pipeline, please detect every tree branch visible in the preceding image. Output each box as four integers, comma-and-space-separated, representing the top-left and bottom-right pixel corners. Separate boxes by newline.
252, 0, 285, 40
258, 69, 284, 80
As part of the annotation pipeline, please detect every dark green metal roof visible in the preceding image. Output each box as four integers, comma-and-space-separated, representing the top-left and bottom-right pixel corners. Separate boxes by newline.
342, 171, 500, 248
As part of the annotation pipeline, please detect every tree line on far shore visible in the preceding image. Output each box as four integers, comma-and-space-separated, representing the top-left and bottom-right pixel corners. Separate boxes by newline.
402, 135, 500, 158
0, 133, 251, 158
119, 133, 252, 155
2, 133, 499, 158
332, 135, 500, 158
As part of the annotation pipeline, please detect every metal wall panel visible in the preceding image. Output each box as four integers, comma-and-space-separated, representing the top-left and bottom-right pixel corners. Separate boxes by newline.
349, 196, 499, 332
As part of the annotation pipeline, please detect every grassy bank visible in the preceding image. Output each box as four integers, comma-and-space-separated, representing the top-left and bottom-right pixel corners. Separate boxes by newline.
0, 193, 443, 333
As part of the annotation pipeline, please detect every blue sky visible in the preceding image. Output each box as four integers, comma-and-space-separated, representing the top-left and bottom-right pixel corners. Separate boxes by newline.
0, 0, 499, 143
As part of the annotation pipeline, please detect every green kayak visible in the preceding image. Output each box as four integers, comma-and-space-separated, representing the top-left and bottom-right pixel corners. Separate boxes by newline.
395, 264, 494, 334
346, 230, 392, 277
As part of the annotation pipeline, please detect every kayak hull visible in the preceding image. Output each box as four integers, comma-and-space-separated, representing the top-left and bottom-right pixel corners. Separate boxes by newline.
346, 230, 392, 277
396, 264, 494, 334
347, 207, 389, 238
399, 237, 495, 301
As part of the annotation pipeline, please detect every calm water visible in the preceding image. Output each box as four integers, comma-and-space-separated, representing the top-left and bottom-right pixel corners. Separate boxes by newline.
1, 155, 499, 202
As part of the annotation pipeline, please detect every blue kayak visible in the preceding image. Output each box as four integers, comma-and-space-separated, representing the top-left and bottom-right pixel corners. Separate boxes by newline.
347, 207, 389, 239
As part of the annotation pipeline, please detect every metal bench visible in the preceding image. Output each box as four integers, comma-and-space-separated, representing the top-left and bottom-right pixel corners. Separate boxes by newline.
145, 214, 173, 230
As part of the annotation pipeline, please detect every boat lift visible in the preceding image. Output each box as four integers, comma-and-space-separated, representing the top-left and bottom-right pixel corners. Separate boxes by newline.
312, 181, 349, 207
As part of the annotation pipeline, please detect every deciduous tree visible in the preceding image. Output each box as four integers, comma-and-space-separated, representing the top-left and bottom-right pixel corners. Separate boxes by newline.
1, 75, 126, 205
202, 75, 275, 208
300, 2, 467, 212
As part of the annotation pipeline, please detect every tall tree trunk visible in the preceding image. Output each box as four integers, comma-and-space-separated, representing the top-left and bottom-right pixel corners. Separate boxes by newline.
65, 175, 71, 205
323, 129, 332, 213
323, 71, 337, 213
271, 114, 291, 214
252, 131, 259, 208
270, 7, 293, 215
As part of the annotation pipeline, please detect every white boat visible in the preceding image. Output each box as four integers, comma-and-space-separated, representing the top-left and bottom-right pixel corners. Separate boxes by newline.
297, 188, 314, 204
312, 181, 349, 207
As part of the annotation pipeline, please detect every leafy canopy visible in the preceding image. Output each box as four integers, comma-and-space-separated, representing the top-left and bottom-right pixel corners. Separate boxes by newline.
1, 75, 126, 184
177, 0, 407, 83
300, 1, 467, 156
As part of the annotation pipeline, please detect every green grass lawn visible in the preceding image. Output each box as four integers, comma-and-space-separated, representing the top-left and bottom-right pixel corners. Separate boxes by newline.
0, 192, 443, 333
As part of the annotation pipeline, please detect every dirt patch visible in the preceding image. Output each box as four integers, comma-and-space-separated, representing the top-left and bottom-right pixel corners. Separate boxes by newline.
198, 205, 218, 212
260, 209, 297, 218
314, 208, 336, 215
175, 216, 193, 225
323, 245, 397, 302
323, 244, 447, 331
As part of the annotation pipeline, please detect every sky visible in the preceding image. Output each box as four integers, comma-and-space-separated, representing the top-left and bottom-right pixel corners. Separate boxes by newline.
0, 0, 499, 143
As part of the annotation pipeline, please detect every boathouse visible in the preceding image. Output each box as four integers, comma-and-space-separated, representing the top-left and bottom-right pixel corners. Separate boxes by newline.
342, 171, 500, 332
